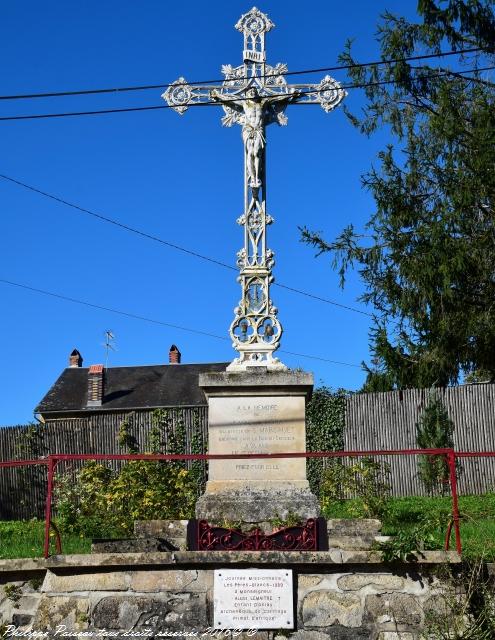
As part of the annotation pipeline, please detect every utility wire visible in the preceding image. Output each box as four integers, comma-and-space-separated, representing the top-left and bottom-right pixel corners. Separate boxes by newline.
1, 65, 493, 122
0, 174, 234, 271
0, 47, 486, 101
0, 278, 363, 368
0, 173, 374, 318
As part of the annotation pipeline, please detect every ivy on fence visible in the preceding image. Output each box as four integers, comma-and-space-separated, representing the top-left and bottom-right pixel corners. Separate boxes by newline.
306, 387, 347, 497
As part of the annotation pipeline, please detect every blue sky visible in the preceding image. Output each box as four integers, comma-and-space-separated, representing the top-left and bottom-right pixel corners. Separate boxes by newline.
0, 1, 419, 425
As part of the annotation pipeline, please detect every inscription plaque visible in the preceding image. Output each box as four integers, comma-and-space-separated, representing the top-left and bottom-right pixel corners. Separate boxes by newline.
208, 395, 307, 485
214, 568, 293, 629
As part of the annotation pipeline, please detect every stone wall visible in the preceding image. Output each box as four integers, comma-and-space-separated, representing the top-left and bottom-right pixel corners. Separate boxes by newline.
0, 552, 466, 640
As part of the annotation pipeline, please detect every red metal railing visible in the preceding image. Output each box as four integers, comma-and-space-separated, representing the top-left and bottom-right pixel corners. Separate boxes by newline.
0, 447, 482, 558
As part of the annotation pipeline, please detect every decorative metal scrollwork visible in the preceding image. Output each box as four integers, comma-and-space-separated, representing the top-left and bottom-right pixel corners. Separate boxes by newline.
162, 78, 192, 115
235, 7, 275, 38
197, 519, 318, 551
316, 75, 348, 113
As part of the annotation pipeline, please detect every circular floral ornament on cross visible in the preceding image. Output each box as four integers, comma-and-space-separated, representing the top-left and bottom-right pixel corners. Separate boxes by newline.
162, 78, 193, 115
235, 7, 275, 36
317, 75, 347, 113
246, 16, 264, 35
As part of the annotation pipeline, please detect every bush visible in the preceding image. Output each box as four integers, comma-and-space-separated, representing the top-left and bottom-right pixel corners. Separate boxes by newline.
320, 457, 391, 519
55, 410, 197, 537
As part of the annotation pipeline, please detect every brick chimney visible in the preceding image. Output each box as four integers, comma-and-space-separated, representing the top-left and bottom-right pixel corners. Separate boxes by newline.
87, 364, 104, 406
69, 349, 83, 368
169, 344, 181, 364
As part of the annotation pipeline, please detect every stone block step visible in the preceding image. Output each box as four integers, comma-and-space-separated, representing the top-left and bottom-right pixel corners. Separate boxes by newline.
327, 534, 392, 550
326, 518, 382, 536
134, 519, 188, 540
91, 537, 177, 554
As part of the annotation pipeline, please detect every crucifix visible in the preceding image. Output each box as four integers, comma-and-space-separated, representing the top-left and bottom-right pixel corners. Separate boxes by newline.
163, 7, 346, 371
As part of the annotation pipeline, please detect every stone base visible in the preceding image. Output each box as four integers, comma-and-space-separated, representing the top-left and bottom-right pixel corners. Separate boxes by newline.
195, 485, 320, 524
0, 550, 462, 638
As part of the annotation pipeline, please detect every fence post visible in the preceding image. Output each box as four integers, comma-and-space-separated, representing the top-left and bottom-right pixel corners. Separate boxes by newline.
447, 449, 462, 555
43, 456, 56, 559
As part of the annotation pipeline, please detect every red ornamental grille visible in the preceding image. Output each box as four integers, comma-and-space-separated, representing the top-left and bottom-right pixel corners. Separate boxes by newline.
197, 519, 318, 551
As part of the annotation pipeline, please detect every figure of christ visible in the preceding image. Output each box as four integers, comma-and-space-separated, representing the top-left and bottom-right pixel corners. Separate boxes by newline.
211, 86, 300, 188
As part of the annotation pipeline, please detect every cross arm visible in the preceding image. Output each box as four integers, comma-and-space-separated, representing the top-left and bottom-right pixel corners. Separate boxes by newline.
286, 75, 348, 113
162, 78, 224, 115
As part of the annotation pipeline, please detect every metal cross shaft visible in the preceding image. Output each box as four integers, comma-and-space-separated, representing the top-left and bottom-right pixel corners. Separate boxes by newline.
163, 7, 346, 371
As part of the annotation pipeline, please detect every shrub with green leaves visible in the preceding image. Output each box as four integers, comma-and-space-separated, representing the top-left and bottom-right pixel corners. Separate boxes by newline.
320, 457, 391, 519
55, 410, 197, 537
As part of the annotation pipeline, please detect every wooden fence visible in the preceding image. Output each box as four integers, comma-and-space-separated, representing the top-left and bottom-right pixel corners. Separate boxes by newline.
344, 384, 495, 496
1, 384, 495, 518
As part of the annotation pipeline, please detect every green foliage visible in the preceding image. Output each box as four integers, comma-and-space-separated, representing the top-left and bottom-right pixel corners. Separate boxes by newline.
117, 413, 139, 453
379, 516, 439, 562
15, 422, 46, 460
55, 410, 197, 537
464, 369, 492, 384
3, 584, 22, 607
381, 494, 495, 561
0, 519, 91, 558
218, 519, 244, 531
420, 560, 495, 640
189, 410, 207, 498
416, 389, 455, 494
301, 1, 495, 388
306, 387, 347, 496
320, 457, 391, 518
378, 495, 453, 561
15, 422, 47, 513
269, 511, 303, 530
28, 577, 43, 591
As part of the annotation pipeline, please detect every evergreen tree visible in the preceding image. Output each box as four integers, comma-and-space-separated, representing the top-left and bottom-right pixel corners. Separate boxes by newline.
416, 389, 455, 494
302, 1, 495, 389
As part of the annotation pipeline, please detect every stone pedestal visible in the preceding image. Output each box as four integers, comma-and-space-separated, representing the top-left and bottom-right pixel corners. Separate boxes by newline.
195, 370, 319, 524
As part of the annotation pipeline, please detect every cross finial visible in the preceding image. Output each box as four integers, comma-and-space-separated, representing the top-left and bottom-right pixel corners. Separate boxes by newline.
235, 7, 274, 35
235, 7, 274, 65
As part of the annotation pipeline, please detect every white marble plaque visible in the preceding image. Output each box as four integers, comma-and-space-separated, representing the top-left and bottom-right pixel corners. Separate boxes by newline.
214, 568, 293, 629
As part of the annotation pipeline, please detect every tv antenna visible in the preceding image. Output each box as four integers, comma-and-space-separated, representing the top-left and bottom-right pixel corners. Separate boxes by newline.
102, 330, 117, 367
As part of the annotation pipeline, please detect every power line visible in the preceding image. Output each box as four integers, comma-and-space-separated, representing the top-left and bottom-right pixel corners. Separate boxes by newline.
1, 65, 493, 122
0, 174, 235, 271
0, 278, 363, 368
0, 104, 167, 121
0, 278, 226, 341
280, 349, 362, 368
0, 173, 374, 318
0, 47, 486, 101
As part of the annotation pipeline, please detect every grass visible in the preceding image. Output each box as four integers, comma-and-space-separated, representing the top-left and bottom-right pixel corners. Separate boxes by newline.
1, 493, 495, 559
325, 493, 495, 561
0, 520, 91, 559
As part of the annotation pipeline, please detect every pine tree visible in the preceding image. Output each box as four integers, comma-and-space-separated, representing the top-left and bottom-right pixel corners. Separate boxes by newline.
302, 1, 495, 388
416, 389, 455, 494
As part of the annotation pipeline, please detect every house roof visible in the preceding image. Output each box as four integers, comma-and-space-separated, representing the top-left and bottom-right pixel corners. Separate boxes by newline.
35, 363, 228, 415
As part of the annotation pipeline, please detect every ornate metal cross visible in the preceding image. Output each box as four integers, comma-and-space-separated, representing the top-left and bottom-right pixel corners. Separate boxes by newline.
163, 7, 346, 371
